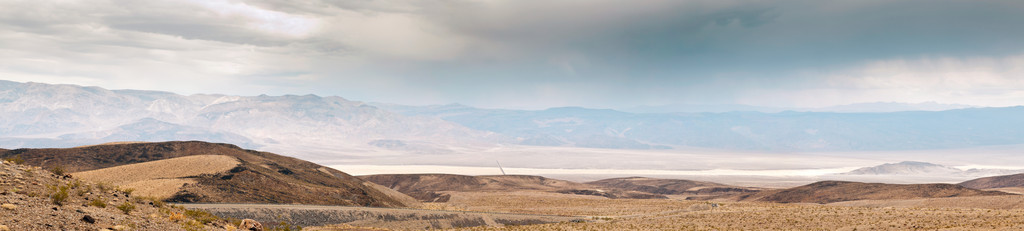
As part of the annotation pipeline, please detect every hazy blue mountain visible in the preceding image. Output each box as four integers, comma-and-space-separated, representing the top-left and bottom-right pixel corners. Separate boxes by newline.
813, 102, 974, 113
0, 81, 498, 156
3, 80, 1024, 154
379, 103, 1024, 151
844, 161, 964, 175
621, 103, 793, 113
620, 102, 973, 114
843, 161, 1024, 177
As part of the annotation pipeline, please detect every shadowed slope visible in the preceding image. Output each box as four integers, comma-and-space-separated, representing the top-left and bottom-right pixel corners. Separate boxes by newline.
743, 181, 1009, 204
960, 173, 1024, 189
0, 141, 409, 207
359, 174, 666, 202
586, 177, 758, 195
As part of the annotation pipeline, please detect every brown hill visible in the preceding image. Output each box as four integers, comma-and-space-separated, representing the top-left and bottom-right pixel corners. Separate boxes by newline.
741, 181, 1009, 204
0, 141, 410, 207
586, 177, 759, 195
359, 174, 666, 202
71, 155, 242, 199
0, 159, 226, 230
960, 173, 1024, 189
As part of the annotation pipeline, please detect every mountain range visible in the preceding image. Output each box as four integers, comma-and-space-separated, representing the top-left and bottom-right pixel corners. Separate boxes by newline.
842, 161, 1024, 177
620, 102, 974, 114
4, 80, 1024, 160
378, 103, 1024, 151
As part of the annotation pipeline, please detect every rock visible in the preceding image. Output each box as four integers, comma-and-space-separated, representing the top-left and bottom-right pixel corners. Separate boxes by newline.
1, 204, 16, 210
82, 215, 96, 223
112, 225, 128, 230
239, 219, 264, 231
0, 225, 8, 231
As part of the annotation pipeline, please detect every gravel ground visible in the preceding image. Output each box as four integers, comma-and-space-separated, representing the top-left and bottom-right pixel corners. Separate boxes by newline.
180, 203, 582, 230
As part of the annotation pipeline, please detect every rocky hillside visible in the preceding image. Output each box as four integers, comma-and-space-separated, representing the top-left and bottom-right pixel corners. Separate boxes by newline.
0, 159, 226, 230
741, 181, 1009, 204
0, 141, 411, 207
960, 173, 1024, 189
359, 174, 665, 202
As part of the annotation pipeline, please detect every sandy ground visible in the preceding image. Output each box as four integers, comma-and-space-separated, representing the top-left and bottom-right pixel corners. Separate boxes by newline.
441, 191, 1024, 230
72, 155, 240, 198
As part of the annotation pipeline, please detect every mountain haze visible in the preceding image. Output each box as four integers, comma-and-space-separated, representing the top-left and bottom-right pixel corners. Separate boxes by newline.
843, 161, 1024, 177
381, 103, 1024, 151
0, 81, 499, 160
4, 81, 1024, 156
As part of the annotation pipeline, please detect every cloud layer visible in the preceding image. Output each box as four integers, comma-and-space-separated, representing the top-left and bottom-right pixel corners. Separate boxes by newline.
2, 0, 1024, 108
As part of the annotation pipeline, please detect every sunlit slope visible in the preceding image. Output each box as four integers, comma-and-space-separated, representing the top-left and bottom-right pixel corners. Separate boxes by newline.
0, 141, 412, 207
72, 155, 240, 198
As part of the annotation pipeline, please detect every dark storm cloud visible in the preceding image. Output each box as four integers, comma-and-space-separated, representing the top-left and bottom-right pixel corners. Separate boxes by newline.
2, 0, 1024, 108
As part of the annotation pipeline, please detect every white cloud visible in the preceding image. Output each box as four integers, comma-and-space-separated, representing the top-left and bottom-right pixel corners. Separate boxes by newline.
738, 55, 1024, 107
183, 0, 319, 37
2, 0, 1024, 108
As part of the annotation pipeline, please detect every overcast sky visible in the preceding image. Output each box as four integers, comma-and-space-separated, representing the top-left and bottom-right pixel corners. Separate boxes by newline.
2, 0, 1024, 109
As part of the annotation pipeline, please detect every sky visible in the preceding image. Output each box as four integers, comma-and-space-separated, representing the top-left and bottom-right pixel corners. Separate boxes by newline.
2, 0, 1024, 109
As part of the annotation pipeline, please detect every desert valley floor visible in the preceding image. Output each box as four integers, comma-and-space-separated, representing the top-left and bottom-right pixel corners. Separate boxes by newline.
5, 142, 1024, 230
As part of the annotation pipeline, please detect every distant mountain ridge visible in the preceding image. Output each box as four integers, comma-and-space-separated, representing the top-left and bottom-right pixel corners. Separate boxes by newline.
620, 102, 974, 114
380, 103, 1024, 151
4, 80, 1024, 154
842, 161, 1024, 177
845, 161, 964, 175
0, 80, 500, 160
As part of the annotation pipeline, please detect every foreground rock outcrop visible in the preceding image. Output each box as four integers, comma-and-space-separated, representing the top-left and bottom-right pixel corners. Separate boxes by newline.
0, 159, 225, 230
0, 141, 411, 207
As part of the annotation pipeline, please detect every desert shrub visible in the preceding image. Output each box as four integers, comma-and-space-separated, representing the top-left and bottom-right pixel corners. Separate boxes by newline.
76, 188, 89, 196
450, 218, 488, 228
89, 198, 107, 208
152, 198, 167, 208
168, 212, 186, 222
184, 209, 220, 225
117, 201, 135, 215
494, 218, 549, 226
136, 196, 167, 208
182, 220, 204, 231
3, 155, 24, 164
50, 165, 66, 176
96, 182, 111, 192
268, 221, 302, 231
117, 187, 135, 197
50, 184, 70, 206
